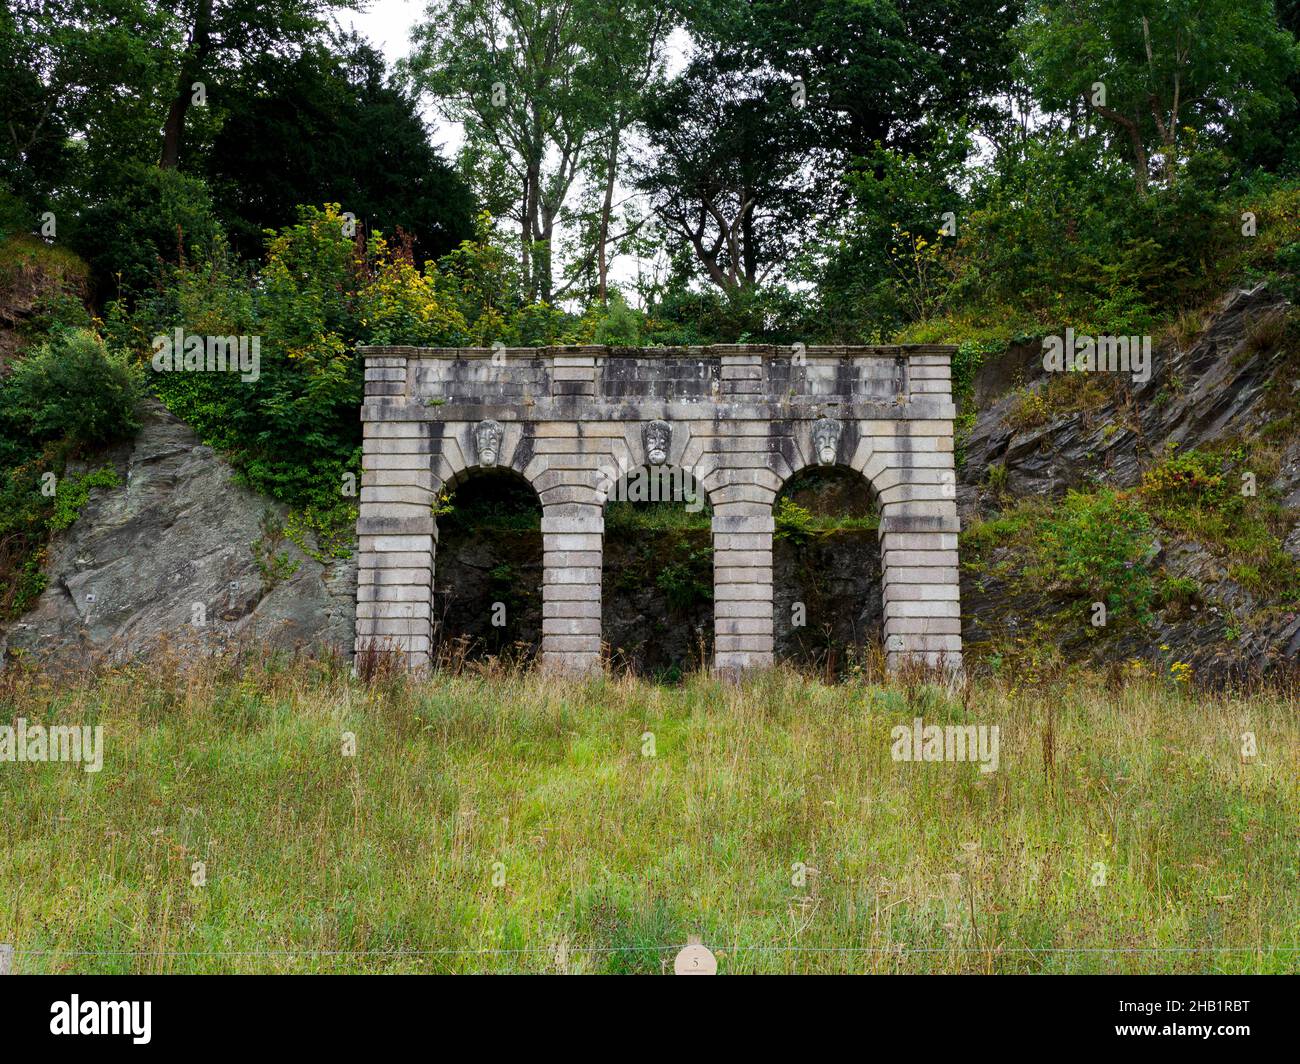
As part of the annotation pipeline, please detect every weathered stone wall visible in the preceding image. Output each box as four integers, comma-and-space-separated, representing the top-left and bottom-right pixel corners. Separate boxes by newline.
356, 344, 961, 675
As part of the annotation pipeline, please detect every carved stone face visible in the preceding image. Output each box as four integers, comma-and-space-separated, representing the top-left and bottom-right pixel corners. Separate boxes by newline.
474, 419, 503, 467
643, 419, 671, 466
812, 417, 842, 466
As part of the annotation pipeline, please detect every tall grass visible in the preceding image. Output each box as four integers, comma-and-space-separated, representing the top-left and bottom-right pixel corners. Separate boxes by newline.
0, 653, 1296, 973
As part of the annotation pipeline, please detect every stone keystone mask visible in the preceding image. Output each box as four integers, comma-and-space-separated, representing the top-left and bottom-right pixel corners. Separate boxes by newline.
643, 419, 672, 466
474, 419, 504, 467
812, 417, 842, 466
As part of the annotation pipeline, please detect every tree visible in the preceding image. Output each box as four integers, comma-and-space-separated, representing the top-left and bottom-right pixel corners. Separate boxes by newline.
685, 0, 1021, 185
156, 0, 360, 170
1017, 0, 1299, 195
74, 161, 223, 301
636, 0, 1020, 293
567, 3, 668, 304
0, 0, 175, 207
636, 60, 814, 294
407, 0, 670, 304
204, 36, 475, 262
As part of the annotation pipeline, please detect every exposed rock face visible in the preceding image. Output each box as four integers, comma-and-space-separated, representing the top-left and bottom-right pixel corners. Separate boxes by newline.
0, 400, 356, 669
431, 527, 543, 661
961, 284, 1294, 504
958, 283, 1300, 684
774, 530, 882, 670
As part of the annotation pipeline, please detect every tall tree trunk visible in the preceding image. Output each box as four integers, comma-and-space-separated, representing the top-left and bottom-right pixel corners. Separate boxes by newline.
523, 159, 540, 301
537, 210, 554, 305
519, 170, 533, 302
740, 185, 757, 285
159, 0, 214, 170
596, 122, 621, 304
1093, 103, 1149, 197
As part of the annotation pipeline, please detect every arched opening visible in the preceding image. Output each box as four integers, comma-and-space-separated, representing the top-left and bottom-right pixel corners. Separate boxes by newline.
601, 465, 713, 681
432, 468, 543, 666
773, 465, 882, 678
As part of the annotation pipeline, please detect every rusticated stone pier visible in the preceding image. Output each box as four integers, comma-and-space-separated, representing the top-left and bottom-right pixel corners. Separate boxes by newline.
355, 344, 962, 675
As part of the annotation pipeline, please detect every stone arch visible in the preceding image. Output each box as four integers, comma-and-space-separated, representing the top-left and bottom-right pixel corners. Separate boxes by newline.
773, 417, 961, 671
430, 462, 543, 663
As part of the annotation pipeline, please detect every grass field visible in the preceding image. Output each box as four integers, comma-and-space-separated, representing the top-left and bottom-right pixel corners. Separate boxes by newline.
1, 654, 1297, 974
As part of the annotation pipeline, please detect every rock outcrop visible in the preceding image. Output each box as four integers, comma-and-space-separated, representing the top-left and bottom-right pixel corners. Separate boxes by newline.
958, 283, 1300, 683
1, 400, 356, 669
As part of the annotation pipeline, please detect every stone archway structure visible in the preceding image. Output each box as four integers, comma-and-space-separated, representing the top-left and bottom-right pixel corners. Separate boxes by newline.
355, 344, 962, 675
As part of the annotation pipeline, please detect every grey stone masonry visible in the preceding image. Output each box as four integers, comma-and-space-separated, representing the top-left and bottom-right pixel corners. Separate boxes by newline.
356, 344, 962, 674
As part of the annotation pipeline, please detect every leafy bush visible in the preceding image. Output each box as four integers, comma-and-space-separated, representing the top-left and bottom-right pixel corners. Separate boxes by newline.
0, 328, 140, 447
1031, 490, 1156, 620
773, 496, 816, 543
593, 291, 642, 345
1140, 447, 1241, 515
0, 183, 32, 240
655, 549, 713, 611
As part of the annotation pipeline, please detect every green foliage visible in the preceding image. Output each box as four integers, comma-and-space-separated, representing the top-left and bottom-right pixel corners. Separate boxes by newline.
603, 502, 711, 533
1016, 0, 1300, 195
951, 338, 999, 408
773, 497, 816, 544
435, 476, 542, 532
49, 466, 120, 532
1140, 446, 1240, 515
1137, 444, 1300, 605
969, 492, 1158, 623
0, 1, 175, 207
1033, 490, 1156, 620
818, 130, 973, 339
251, 510, 301, 589
655, 549, 713, 612
0, 328, 140, 447
0, 184, 33, 240
1156, 575, 1201, 614
0, 459, 120, 618
593, 291, 642, 345
115, 206, 463, 533
74, 163, 223, 300
204, 36, 475, 264
0, 231, 93, 347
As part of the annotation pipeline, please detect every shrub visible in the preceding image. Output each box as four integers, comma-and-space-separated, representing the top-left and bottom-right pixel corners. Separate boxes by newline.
773, 496, 816, 543
594, 291, 642, 345
1140, 447, 1240, 514
1032, 490, 1156, 620
0, 328, 140, 447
